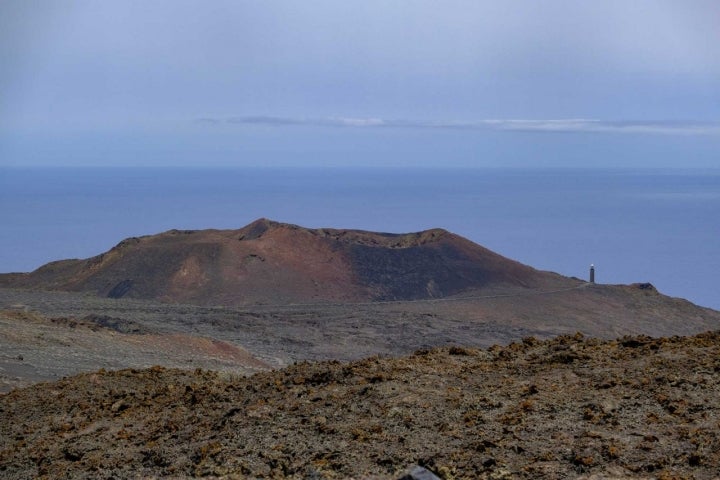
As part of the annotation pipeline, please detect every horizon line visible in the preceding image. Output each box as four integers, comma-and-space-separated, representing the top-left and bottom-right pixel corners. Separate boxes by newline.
195, 116, 720, 136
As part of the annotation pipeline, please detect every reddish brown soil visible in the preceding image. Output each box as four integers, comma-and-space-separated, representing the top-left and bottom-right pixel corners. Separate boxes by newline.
0, 219, 569, 305
2, 332, 720, 479
0, 308, 269, 393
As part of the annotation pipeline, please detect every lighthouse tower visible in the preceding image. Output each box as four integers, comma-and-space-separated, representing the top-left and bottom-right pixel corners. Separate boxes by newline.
589, 264, 595, 283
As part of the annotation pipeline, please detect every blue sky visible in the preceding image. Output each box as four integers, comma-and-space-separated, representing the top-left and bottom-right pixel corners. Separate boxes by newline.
1, 0, 719, 167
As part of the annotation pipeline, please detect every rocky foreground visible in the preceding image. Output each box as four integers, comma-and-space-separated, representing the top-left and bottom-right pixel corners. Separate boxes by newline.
2, 332, 720, 479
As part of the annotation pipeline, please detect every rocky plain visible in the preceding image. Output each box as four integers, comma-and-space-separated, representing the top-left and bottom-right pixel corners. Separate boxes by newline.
3, 330, 720, 479
2, 220, 720, 478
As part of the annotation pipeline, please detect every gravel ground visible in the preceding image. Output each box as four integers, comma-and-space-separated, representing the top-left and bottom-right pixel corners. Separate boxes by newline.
3, 284, 720, 394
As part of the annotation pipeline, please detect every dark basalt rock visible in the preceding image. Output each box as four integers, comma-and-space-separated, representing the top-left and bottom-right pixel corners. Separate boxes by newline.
397, 465, 441, 480
107, 279, 133, 298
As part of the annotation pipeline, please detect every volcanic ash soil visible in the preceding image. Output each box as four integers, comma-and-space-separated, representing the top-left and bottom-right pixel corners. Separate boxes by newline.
2, 332, 720, 479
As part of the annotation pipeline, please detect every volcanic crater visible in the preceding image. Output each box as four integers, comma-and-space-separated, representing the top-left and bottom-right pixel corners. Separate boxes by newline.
0, 218, 570, 306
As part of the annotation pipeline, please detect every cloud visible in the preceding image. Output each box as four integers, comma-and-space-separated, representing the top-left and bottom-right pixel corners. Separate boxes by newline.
479, 119, 720, 136
195, 116, 720, 136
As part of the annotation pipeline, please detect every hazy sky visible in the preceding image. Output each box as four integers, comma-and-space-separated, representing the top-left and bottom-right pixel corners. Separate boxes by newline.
1, 1, 719, 167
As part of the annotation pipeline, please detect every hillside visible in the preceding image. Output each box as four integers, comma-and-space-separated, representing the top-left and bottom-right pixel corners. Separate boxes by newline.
2, 219, 720, 397
2, 332, 720, 479
0, 219, 573, 305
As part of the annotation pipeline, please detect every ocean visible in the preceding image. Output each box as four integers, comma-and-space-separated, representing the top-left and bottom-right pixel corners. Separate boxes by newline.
1, 167, 718, 310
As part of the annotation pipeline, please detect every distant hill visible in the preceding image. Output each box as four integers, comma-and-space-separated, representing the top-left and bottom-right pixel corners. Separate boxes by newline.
0, 218, 576, 305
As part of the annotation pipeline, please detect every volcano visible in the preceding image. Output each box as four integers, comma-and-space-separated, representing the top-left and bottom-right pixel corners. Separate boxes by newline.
0, 219, 576, 306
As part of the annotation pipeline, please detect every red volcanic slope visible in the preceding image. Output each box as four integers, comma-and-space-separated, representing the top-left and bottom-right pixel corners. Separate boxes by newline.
0, 219, 575, 305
